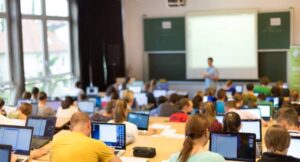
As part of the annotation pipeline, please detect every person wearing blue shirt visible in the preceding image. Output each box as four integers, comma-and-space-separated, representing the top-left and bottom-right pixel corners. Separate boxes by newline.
202, 57, 219, 90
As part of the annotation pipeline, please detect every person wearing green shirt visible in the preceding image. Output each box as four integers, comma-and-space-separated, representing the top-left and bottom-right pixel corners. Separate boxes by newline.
254, 76, 271, 96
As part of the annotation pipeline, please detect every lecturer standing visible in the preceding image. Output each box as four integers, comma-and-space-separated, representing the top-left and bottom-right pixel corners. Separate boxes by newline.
202, 57, 219, 90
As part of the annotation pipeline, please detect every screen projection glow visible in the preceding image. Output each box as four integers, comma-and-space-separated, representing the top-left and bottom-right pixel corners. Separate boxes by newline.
186, 10, 258, 79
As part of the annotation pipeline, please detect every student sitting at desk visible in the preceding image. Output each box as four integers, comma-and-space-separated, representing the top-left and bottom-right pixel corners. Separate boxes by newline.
22, 91, 32, 100
159, 93, 180, 117
8, 103, 32, 120
108, 99, 138, 145
91, 100, 115, 122
258, 125, 300, 162
203, 102, 222, 132
223, 80, 236, 96
169, 114, 225, 162
56, 96, 79, 119
169, 98, 193, 123
243, 83, 257, 106
229, 94, 259, 120
191, 94, 203, 115
215, 89, 226, 114
31, 87, 39, 101
254, 76, 271, 96
50, 112, 122, 162
37, 92, 55, 117
122, 90, 135, 111
0, 98, 7, 116
149, 96, 168, 116
274, 107, 300, 135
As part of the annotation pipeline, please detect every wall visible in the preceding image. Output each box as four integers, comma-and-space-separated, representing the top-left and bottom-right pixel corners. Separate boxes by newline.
123, 0, 300, 80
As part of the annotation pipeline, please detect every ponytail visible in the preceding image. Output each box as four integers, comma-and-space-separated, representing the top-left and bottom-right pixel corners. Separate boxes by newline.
178, 136, 194, 162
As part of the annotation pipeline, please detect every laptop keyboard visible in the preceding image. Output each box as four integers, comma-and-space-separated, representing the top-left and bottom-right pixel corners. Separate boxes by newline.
31, 139, 49, 149
16, 158, 28, 162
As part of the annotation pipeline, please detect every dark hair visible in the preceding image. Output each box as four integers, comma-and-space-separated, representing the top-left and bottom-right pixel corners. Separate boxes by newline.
169, 93, 180, 104
233, 93, 243, 103
246, 83, 254, 91
31, 87, 39, 96
260, 76, 270, 85
62, 96, 74, 109
38, 91, 48, 101
75, 81, 81, 88
258, 93, 266, 100
274, 107, 298, 127
217, 89, 226, 100
264, 125, 290, 152
223, 112, 241, 133
157, 96, 168, 105
192, 95, 203, 109
22, 91, 32, 100
0, 98, 5, 108
208, 57, 213, 62
178, 114, 209, 162
105, 86, 119, 99
271, 85, 280, 97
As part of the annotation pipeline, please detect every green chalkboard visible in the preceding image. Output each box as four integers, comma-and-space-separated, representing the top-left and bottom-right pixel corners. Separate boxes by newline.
258, 12, 290, 49
144, 17, 185, 51
149, 54, 186, 80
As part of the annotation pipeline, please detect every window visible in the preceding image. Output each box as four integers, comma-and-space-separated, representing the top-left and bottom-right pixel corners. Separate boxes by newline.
21, 0, 42, 15
46, 0, 69, 17
0, 18, 9, 82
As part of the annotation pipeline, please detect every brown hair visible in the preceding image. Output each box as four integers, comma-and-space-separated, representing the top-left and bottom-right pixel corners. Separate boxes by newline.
274, 107, 298, 128
204, 102, 216, 126
246, 83, 254, 91
217, 89, 226, 100
264, 125, 290, 152
38, 91, 48, 101
178, 114, 209, 162
70, 112, 90, 130
192, 95, 203, 109
260, 76, 270, 85
62, 96, 74, 109
113, 100, 127, 123
178, 98, 190, 110
22, 91, 32, 100
105, 100, 116, 114
19, 103, 32, 116
222, 112, 241, 133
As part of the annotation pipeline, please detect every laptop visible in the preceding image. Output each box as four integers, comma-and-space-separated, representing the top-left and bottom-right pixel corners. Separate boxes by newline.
16, 100, 38, 116
240, 108, 261, 119
91, 122, 126, 156
26, 116, 57, 149
153, 90, 167, 98
0, 144, 12, 162
257, 105, 271, 121
266, 97, 279, 109
0, 125, 33, 162
210, 132, 256, 162
288, 136, 300, 158
134, 93, 148, 106
216, 115, 224, 124
240, 119, 262, 152
45, 100, 62, 112
235, 85, 243, 93
128, 86, 142, 93
86, 86, 99, 96
128, 112, 150, 131
77, 101, 96, 114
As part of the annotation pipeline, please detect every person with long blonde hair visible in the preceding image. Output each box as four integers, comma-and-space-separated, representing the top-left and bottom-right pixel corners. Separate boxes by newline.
203, 102, 222, 132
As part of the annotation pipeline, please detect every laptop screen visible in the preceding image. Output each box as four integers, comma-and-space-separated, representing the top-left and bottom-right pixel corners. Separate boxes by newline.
210, 132, 256, 161
235, 85, 243, 93
0, 144, 11, 162
257, 105, 271, 118
0, 125, 33, 155
128, 86, 142, 93
128, 113, 149, 130
45, 101, 62, 112
26, 117, 57, 138
216, 115, 224, 124
91, 123, 126, 150
134, 93, 148, 106
77, 101, 95, 113
86, 86, 99, 96
288, 136, 300, 158
240, 108, 261, 119
153, 90, 167, 98
240, 120, 262, 142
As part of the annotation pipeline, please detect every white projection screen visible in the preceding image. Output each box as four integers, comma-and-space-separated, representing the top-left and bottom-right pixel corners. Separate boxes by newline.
186, 10, 258, 79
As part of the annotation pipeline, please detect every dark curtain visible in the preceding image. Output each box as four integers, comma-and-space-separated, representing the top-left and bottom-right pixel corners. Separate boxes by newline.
76, 0, 125, 91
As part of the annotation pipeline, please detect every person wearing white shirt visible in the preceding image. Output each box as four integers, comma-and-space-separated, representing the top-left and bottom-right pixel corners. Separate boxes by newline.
69, 81, 85, 97
56, 96, 79, 119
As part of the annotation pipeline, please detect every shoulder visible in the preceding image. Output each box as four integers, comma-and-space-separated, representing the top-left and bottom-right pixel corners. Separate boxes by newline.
169, 152, 180, 162
196, 151, 225, 161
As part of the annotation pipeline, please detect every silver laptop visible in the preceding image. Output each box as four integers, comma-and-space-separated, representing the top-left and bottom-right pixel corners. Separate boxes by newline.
240, 108, 261, 119
0, 125, 33, 162
77, 101, 95, 114
257, 105, 271, 121
91, 122, 126, 156
153, 90, 167, 98
26, 116, 57, 149
45, 100, 62, 112
0, 144, 12, 162
240, 119, 262, 152
134, 93, 148, 107
288, 136, 300, 158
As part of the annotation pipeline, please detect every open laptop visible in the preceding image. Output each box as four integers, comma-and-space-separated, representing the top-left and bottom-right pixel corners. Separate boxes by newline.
240, 119, 262, 152
235, 85, 243, 93
0, 144, 12, 162
77, 101, 96, 114
0, 125, 33, 162
266, 97, 279, 109
134, 93, 148, 107
128, 112, 150, 131
45, 100, 62, 112
257, 105, 271, 121
91, 122, 126, 156
216, 115, 224, 124
240, 108, 261, 119
210, 132, 256, 162
26, 116, 57, 149
288, 136, 300, 159
153, 90, 167, 98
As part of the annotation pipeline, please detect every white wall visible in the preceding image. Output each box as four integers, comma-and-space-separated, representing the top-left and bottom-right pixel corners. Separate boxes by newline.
123, 0, 300, 80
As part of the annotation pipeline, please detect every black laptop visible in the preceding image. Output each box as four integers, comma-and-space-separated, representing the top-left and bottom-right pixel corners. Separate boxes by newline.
127, 112, 150, 131
0, 144, 12, 162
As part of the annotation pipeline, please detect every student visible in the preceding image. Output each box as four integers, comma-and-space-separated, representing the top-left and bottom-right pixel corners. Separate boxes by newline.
191, 94, 203, 114
150, 96, 168, 116
202, 57, 219, 90
8, 103, 32, 120
122, 90, 135, 110
215, 89, 226, 114
291, 90, 300, 105
254, 76, 271, 96
256, 93, 273, 107
229, 94, 259, 120
91, 100, 115, 122
22, 91, 32, 100
271, 85, 284, 108
169, 98, 193, 123
70, 81, 85, 97
258, 125, 300, 162
0, 98, 7, 116
274, 107, 300, 134
50, 112, 122, 162
56, 96, 79, 119
31, 87, 39, 101
242, 83, 257, 106
37, 92, 55, 117
169, 114, 225, 162
203, 102, 222, 132
149, 79, 157, 92
108, 100, 138, 145
142, 82, 156, 108
223, 80, 236, 96
205, 87, 217, 102
159, 93, 180, 117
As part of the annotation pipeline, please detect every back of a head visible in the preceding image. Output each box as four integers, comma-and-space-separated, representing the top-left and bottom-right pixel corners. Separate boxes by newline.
70, 112, 90, 130
38, 91, 48, 101
246, 83, 254, 91
205, 87, 216, 96
271, 85, 280, 97
217, 89, 226, 100
274, 107, 298, 129
226, 80, 233, 87
233, 93, 243, 104
291, 90, 299, 102
22, 91, 32, 100
122, 90, 134, 104
62, 96, 74, 109
258, 93, 266, 100
19, 103, 32, 116
113, 100, 127, 123
260, 76, 270, 86
0, 98, 5, 108
32, 87, 39, 97
178, 98, 190, 110
144, 83, 150, 91
169, 93, 180, 104
223, 112, 241, 133
192, 95, 203, 108
265, 125, 290, 153
204, 102, 216, 125
75, 81, 81, 88
179, 114, 209, 162
157, 96, 168, 105
105, 100, 116, 114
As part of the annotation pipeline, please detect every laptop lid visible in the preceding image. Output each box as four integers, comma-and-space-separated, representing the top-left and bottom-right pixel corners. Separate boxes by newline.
25, 116, 57, 139
128, 86, 142, 93
91, 122, 126, 150
288, 136, 300, 159
45, 101, 62, 112
266, 97, 279, 108
240, 120, 262, 142
127, 112, 150, 131
77, 101, 95, 114
257, 105, 271, 120
216, 115, 224, 124
240, 108, 261, 119
153, 90, 167, 98
134, 93, 148, 106
235, 85, 243, 93
210, 132, 256, 162
0, 144, 11, 162
0, 125, 33, 155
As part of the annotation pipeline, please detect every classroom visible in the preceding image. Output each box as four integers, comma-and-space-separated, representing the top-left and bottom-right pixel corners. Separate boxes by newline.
0, 0, 300, 162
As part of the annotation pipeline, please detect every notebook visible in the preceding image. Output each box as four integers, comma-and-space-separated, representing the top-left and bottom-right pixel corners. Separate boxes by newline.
210, 132, 256, 162
288, 136, 300, 159
26, 116, 57, 149
0, 144, 11, 162
257, 105, 271, 121
128, 112, 150, 131
0, 125, 33, 162
77, 101, 95, 114
240, 120, 262, 142
45, 100, 62, 112
91, 122, 126, 156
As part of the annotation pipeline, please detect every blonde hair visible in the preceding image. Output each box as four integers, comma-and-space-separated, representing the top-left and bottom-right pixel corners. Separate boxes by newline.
122, 90, 134, 103
19, 103, 32, 116
113, 100, 128, 123
204, 102, 216, 126
265, 125, 290, 152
